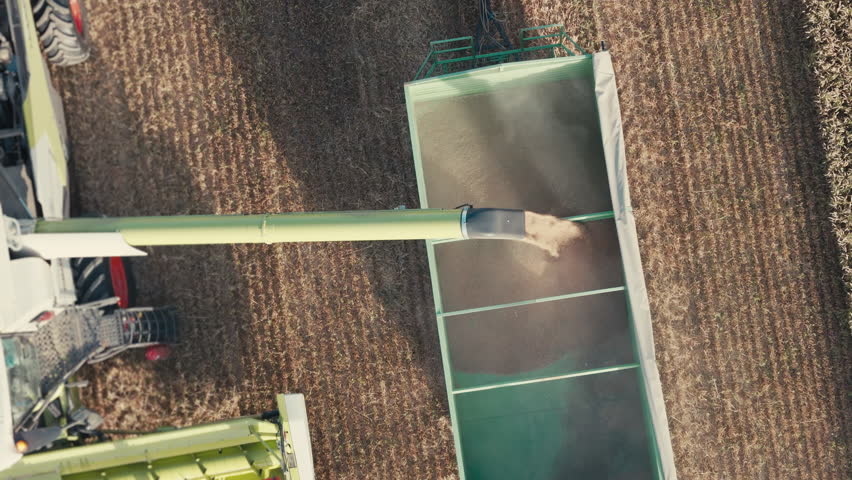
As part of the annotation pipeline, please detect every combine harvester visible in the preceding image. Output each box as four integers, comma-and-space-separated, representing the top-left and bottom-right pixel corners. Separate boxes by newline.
0, 0, 315, 478
4, 393, 315, 480
2, 0, 676, 478
0, 0, 182, 472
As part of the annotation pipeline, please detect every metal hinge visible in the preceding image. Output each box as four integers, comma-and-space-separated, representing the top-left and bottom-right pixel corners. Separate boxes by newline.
4, 215, 35, 251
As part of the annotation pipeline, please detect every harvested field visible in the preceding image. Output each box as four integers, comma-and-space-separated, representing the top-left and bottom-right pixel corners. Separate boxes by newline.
52, 0, 851, 479
801, 1, 851, 331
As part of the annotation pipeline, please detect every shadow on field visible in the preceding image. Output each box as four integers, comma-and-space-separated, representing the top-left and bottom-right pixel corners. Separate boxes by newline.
776, 1, 851, 324
60, 59, 253, 425
188, 1, 516, 476
770, 0, 852, 424
193, 0, 493, 403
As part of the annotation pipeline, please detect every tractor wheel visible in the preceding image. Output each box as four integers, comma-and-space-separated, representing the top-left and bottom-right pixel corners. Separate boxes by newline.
71, 257, 136, 307
33, 0, 91, 67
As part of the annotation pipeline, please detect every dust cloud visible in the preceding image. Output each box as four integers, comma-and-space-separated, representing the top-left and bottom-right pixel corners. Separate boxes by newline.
523, 211, 586, 257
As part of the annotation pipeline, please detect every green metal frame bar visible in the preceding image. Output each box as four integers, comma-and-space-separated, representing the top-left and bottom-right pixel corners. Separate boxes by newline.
415, 37, 475, 79
520, 24, 588, 56
452, 363, 639, 395
414, 24, 588, 80
439, 285, 624, 317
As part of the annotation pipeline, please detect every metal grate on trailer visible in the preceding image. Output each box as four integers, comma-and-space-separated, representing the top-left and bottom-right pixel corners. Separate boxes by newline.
414, 24, 587, 80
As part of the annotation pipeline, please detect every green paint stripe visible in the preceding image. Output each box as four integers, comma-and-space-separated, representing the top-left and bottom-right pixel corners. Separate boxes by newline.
430, 210, 615, 245
452, 363, 639, 395
430, 36, 473, 46
561, 210, 615, 222
439, 285, 624, 317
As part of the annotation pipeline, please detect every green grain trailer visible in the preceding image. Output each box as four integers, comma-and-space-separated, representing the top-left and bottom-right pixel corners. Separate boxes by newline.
405, 26, 677, 479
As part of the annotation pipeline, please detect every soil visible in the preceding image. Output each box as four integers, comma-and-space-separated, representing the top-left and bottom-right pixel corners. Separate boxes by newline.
52, 0, 851, 478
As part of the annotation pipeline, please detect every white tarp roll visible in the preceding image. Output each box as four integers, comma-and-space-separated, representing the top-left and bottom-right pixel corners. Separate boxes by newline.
593, 51, 678, 480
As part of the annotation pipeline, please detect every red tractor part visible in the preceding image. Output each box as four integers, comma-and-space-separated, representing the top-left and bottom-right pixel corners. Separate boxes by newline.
145, 345, 172, 361
108, 257, 130, 308
69, 0, 85, 36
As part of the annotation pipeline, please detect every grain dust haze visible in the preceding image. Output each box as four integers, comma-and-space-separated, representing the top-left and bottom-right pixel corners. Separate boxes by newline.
523, 211, 586, 257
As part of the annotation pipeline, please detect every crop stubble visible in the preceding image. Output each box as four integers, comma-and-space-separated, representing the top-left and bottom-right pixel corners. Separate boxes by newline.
53, 0, 850, 478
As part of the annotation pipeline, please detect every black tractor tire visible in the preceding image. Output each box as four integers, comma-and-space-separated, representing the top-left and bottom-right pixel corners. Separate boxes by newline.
71, 257, 136, 306
33, 0, 91, 67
